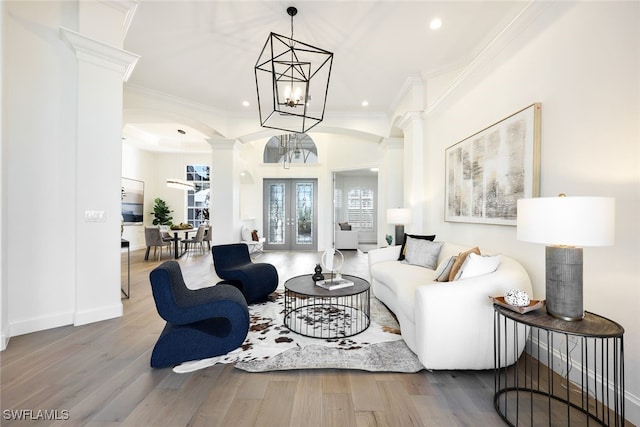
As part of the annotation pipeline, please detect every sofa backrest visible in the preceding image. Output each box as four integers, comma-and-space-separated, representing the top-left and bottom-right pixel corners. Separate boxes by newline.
437, 242, 471, 265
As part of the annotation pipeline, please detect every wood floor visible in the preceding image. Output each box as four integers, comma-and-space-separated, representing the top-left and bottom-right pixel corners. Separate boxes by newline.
0, 247, 579, 426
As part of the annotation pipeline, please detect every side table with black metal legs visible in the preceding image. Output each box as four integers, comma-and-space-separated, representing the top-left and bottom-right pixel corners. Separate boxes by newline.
493, 304, 625, 426
121, 238, 130, 299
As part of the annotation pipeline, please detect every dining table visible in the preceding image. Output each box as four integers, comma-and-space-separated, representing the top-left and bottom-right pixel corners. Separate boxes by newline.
167, 228, 199, 259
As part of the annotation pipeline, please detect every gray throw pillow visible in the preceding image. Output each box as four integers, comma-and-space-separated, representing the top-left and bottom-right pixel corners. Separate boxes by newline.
403, 237, 444, 270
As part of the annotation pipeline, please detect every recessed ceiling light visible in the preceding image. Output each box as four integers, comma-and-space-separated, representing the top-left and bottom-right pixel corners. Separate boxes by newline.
430, 18, 442, 30
242, 101, 250, 107
361, 100, 369, 107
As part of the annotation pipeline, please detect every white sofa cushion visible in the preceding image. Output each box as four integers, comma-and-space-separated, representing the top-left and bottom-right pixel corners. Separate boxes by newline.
370, 260, 437, 323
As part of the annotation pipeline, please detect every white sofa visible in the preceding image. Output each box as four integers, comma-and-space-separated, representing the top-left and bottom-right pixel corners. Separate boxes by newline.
368, 242, 533, 370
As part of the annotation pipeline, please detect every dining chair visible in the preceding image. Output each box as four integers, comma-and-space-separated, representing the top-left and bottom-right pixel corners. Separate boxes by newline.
144, 226, 172, 261
202, 225, 212, 250
183, 225, 206, 255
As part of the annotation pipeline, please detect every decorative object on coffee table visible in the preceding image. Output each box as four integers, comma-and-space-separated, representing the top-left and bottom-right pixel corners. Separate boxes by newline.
311, 263, 324, 282
517, 195, 615, 321
321, 248, 344, 279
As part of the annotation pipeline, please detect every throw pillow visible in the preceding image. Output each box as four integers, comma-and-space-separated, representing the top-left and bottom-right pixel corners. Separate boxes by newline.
403, 237, 443, 270
339, 222, 352, 231
457, 253, 501, 280
398, 233, 436, 260
241, 226, 252, 242
251, 230, 259, 242
448, 247, 481, 281
434, 256, 457, 282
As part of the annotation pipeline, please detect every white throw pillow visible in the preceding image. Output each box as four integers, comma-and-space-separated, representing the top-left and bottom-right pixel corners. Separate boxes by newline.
403, 237, 443, 270
241, 226, 252, 242
456, 253, 501, 280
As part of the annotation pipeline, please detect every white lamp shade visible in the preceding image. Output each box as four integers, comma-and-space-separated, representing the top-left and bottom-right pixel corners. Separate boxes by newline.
387, 208, 411, 225
517, 196, 615, 247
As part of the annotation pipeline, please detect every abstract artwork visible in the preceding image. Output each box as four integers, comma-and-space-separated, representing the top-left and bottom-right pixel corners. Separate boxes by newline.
121, 177, 144, 224
445, 103, 541, 225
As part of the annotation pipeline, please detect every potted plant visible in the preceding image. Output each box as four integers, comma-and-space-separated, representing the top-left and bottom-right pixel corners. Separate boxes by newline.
151, 197, 173, 226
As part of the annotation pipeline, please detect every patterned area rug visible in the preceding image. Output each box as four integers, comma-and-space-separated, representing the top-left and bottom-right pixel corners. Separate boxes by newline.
173, 291, 424, 373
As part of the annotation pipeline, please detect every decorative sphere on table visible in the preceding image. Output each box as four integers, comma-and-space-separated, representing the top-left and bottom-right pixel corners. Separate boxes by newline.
505, 289, 530, 307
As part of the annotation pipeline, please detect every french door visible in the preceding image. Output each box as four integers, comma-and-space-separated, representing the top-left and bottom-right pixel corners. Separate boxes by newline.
263, 179, 318, 251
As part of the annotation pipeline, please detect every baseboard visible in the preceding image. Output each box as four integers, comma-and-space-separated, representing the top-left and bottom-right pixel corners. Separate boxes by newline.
529, 334, 640, 424
73, 302, 123, 326
1, 325, 9, 351
9, 311, 75, 337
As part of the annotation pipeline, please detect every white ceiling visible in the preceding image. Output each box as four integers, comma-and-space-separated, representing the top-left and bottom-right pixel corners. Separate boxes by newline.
123, 1, 530, 152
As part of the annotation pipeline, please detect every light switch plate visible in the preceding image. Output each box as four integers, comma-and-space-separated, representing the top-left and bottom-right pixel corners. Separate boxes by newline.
85, 210, 106, 222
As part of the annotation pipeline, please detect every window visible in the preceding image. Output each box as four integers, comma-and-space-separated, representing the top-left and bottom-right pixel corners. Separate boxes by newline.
347, 188, 374, 229
186, 165, 210, 228
263, 133, 318, 165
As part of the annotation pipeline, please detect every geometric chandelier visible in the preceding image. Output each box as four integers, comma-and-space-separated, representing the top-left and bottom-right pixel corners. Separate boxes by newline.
255, 6, 333, 133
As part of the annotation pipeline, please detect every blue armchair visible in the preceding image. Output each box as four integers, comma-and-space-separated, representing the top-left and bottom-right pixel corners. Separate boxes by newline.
211, 243, 278, 304
149, 260, 249, 368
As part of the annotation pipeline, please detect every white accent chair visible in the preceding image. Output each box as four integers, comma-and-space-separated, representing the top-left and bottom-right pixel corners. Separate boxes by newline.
241, 226, 265, 255
335, 223, 359, 250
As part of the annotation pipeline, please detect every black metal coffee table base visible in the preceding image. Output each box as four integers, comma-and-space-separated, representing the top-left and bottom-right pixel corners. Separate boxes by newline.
283, 274, 370, 339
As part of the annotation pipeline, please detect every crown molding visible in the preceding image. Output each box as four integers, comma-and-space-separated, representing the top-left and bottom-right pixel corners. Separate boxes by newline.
425, 0, 557, 115
389, 75, 425, 115
98, 0, 139, 37
125, 83, 230, 117
59, 27, 139, 81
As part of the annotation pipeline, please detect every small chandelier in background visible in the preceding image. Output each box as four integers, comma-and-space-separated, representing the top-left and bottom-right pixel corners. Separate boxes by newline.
279, 133, 315, 169
166, 179, 195, 191
255, 6, 333, 133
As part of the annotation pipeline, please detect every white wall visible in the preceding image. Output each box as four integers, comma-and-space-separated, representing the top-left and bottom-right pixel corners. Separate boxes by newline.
2, 1, 136, 337
423, 3, 640, 423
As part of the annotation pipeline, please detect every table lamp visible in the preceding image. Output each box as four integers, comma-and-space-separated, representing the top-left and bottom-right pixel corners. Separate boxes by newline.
387, 208, 411, 246
517, 195, 615, 321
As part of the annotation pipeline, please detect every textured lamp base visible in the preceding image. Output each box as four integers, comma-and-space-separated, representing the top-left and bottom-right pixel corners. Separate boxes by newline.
545, 246, 584, 321
394, 225, 404, 247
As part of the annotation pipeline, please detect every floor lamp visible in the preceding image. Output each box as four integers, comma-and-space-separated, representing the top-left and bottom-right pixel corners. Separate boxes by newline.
517, 195, 615, 321
387, 208, 411, 246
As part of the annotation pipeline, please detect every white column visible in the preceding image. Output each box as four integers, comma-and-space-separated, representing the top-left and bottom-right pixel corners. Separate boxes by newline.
60, 9, 139, 326
397, 112, 425, 234
208, 138, 241, 245
379, 138, 404, 245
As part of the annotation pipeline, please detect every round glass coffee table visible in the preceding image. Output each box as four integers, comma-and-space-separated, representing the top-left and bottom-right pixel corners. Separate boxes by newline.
284, 274, 370, 338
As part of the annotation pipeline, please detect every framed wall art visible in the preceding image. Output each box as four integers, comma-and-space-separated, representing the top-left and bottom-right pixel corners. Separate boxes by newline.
445, 103, 541, 225
121, 177, 144, 224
